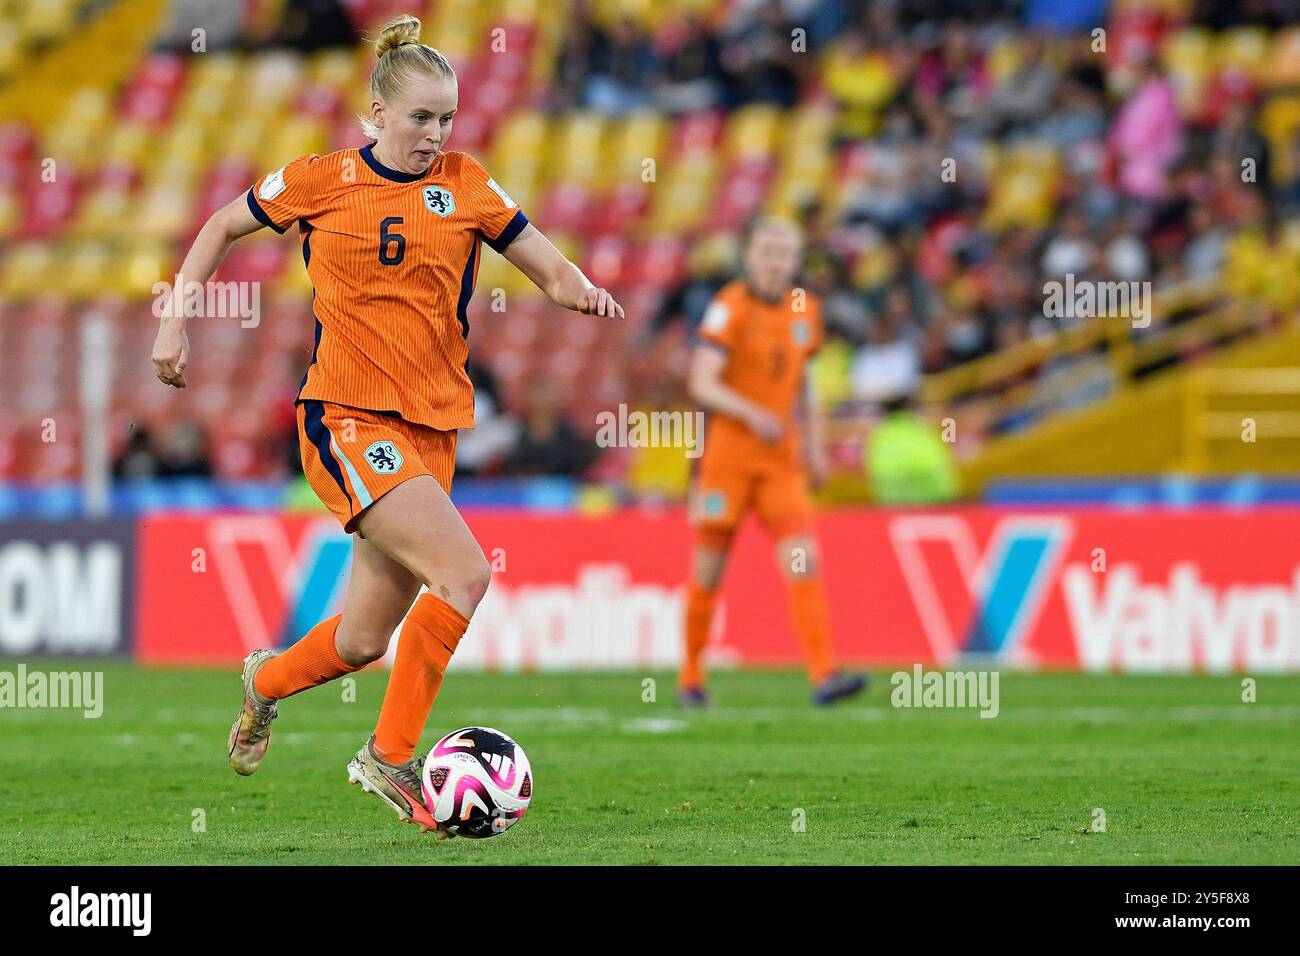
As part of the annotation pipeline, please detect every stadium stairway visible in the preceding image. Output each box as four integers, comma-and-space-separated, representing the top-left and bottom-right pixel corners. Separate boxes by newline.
959, 310, 1300, 495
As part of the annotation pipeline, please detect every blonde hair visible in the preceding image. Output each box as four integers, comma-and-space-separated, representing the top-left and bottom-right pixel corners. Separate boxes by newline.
359, 15, 455, 141
746, 215, 804, 249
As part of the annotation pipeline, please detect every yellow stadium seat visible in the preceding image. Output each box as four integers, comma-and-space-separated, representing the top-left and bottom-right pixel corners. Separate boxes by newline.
648, 156, 718, 233
1, 242, 54, 300
134, 174, 196, 239
1161, 27, 1213, 111
241, 52, 307, 117
768, 151, 832, 217
1260, 95, 1300, 183
500, 0, 544, 23
491, 110, 547, 166
310, 48, 357, 91
22, 0, 76, 44
724, 104, 781, 161
118, 239, 172, 299
260, 117, 327, 172
554, 111, 607, 184
0, 27, 19, 83
71, 185, 133, 242
152, 119, 212, 175
42, 87, 113, 167
188, 51, 241, 93
221, 112, 273, 166
1217, 26, 1272, 80
428, 0, 486, 59
1268, 26, 1300, 88
606, 111, 666, 185
0, 188, 16, 241
103, 122, 153, 169
64, 242, 113, 301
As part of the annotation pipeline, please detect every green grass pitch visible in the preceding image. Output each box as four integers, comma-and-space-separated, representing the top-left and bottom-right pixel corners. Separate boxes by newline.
2, 663, 1297, 865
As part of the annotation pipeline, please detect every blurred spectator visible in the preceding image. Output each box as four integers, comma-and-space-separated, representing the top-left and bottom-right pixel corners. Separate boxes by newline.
914, 21, 989, 122
984, 34, 1059, 135
160, 421, 212, 478
584, 17, 657, 114
551, 0, 599, 110
1040, 207, 1098, 279
457, 362, 520, 477
850, 286, 922, 402
1107, 53, 1184, 203
866, 394, 960, 504
653, 13, 726, 114
113, 421, 213, 479
650, 232, 738, 337
1183, 203, 1229, 281
112, 426, 166, 480
720, 0, 805, 108
504, 380, 596, 476
823, 25, 899, 141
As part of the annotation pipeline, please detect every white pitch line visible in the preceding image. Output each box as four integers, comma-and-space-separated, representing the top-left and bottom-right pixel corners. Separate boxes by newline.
92, 704, 1300, 747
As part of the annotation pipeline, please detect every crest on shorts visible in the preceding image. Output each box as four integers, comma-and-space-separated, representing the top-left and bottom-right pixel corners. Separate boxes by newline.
423, 185, 455, 217
698, 490, 726, 519
792, 318, 811, 347
364, 440, 403, 474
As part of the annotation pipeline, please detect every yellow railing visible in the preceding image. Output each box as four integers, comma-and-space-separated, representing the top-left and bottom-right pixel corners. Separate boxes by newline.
914, 282, 1279, 436
1182, 367, 1300, 473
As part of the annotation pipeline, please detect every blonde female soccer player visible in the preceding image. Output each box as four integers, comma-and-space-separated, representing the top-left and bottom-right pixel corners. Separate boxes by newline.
151, 14, 623, 834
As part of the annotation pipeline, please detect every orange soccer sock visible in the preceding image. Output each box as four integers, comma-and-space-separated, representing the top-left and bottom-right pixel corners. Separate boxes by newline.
788, 577, 836, 684
679, 583, 718, 690
372, 593, 469, 766
253, 614, 358, 701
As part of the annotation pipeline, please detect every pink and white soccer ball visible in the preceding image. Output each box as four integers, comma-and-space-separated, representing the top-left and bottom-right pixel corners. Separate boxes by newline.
421, 727, 533, 838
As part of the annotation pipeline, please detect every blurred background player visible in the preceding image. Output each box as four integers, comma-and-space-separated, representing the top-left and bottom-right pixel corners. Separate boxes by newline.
150, 13, 622, 834
679, 218, 866, 707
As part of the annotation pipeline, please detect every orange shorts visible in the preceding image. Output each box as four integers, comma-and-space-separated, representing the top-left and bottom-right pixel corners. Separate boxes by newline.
690, 460, 814, 549
297, 399, 457, 535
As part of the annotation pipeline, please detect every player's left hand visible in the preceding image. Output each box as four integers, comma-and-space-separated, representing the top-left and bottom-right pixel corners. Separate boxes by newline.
576, 287, 624, 319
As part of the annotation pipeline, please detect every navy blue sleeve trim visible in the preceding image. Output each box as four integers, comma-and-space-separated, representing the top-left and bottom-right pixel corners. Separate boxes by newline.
485, 209, 528, 253
246, 188, 287, 234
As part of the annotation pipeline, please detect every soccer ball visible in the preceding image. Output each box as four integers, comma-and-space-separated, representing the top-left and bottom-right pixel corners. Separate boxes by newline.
421, 726, 533, 838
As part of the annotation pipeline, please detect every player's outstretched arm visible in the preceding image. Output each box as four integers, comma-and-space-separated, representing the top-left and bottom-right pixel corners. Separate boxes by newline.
502, 223, 624, 319
151, 194, 265, 389
688, 345, 784, 444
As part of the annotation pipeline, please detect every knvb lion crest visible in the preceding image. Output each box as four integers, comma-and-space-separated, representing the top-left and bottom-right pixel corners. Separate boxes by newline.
423, 185, 455, 217
364, 440, 403, 474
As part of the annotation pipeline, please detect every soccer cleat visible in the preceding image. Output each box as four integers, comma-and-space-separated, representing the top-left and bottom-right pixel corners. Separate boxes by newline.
227, 649, 279, 775
677, 686, 711, 709
347, 736, 453, 839
812, 671, 868, 706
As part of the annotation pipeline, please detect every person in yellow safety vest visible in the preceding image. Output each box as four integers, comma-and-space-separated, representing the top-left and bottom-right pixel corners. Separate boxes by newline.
866, 394, 961, 505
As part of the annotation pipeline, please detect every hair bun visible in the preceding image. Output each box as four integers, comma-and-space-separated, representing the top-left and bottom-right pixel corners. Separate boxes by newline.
376, 14, 422, 58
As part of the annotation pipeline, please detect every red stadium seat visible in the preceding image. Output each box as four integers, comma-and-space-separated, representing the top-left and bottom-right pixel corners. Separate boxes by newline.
670, 110, 726, 154
538, 182, 596, 233
119, 52, 186, 127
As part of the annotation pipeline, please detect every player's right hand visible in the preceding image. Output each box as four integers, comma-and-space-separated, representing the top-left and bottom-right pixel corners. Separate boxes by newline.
747, 408, 784, 444
152, 319, 190, 389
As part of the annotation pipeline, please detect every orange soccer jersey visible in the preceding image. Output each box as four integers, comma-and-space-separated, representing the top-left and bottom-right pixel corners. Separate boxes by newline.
695, 279, 823, 468
247, 144, 528, 431
691, 279, 824, 542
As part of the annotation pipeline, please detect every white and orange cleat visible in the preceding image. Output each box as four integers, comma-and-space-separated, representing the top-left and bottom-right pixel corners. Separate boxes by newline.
347, 736, 454, 839
227, 649, 279, 775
